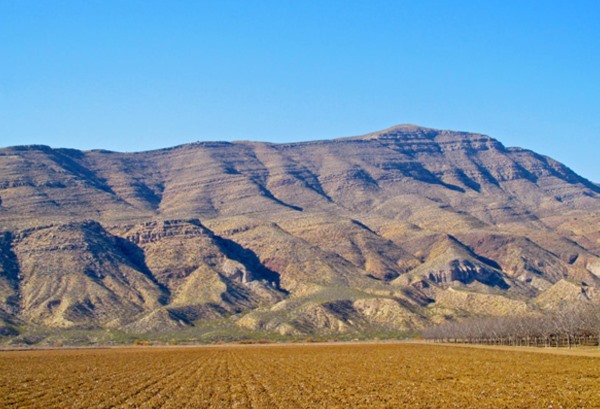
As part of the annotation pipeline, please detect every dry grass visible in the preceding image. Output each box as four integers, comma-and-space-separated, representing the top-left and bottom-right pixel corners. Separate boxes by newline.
1, 343, 599, 408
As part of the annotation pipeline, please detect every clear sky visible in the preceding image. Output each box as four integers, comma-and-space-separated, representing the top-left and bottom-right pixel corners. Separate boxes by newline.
1, 1, 599, 181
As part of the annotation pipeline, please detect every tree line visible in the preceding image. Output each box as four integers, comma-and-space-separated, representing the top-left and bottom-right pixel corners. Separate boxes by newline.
422, 303, 600, 348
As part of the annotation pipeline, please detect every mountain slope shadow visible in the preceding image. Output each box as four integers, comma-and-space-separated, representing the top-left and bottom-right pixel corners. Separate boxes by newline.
211, 233, 287, 293
113, 235, 171, 304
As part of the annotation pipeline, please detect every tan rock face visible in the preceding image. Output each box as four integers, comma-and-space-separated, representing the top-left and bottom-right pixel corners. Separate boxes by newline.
352, 298, 423, 331
0, 125, 599, 337
12, 221, 165, 328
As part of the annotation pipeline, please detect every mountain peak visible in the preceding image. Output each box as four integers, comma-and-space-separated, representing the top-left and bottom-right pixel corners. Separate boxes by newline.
342, 124, 441, 141
1, 125, 600, 342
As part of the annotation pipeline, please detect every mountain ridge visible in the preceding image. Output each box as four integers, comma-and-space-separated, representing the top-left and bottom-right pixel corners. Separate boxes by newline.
0, 123, 532, 151
1, 124, 599, 343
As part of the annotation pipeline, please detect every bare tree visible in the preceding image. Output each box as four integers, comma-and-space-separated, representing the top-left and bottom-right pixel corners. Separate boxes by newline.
422, 302, 600, 348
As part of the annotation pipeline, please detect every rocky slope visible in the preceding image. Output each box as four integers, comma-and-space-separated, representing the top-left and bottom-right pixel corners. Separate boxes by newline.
0, 125, 599, 341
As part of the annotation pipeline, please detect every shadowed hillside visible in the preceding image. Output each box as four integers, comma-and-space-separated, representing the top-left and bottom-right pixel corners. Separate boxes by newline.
1, 125, 599, 342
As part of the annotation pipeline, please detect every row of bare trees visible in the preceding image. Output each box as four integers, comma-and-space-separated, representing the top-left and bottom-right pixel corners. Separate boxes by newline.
422, 303, 600, 348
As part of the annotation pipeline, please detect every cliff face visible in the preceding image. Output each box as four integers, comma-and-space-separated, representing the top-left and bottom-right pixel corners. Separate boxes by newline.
1, 125, 599, 340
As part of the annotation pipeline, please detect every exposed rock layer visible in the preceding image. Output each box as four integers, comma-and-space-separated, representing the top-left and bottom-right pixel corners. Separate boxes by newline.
0, 125, 599, 337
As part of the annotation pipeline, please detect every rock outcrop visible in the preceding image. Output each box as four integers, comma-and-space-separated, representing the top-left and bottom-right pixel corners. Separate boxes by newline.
1, 124, 599, 341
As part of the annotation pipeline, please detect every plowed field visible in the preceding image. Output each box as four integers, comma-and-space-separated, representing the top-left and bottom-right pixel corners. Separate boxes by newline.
2, 343, 599, 408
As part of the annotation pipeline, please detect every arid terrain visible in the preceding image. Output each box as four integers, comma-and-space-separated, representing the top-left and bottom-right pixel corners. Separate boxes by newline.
1, 124, 599, 343
1, 343, 599, 408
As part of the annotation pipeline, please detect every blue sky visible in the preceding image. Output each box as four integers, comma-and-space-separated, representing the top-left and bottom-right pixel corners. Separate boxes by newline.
1, 1, 599, 181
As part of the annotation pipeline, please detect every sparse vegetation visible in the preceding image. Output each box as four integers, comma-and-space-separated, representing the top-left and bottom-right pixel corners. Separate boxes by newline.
423, 303, 600, 348
1, 343, 599, 408
2, 126, 600, 341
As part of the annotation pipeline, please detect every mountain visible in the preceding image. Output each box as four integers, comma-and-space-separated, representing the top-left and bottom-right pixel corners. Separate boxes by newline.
1, 124, 599, 342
